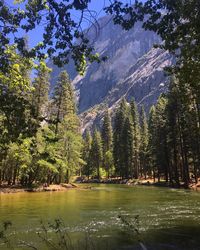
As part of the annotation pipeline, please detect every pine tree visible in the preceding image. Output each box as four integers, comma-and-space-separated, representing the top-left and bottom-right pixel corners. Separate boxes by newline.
166, 78, 191, 186
148, 105, 157, 182
32, 126, 59, 185
140, 106, 149, 178
31, 61, 51, 132
113, 98, 128, 178
104, 151, 114, 178
58, 118, 83, 183
82, 129, 92, 178
154, 96, 170, 182
51, 70, 83, 183
130, 99, 140, 179
147, 75, 200, 187
101, 109, 113, 177
177, 76, 199, 186
52, 71, 76, 134
123, 115, 134, 178
90, 129, 103, 180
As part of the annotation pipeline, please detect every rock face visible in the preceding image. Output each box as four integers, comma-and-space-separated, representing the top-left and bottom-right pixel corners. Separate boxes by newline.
49, 15, 173, 131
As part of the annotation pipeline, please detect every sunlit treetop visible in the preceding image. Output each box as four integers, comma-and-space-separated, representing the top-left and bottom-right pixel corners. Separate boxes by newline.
0, 45, 34, 90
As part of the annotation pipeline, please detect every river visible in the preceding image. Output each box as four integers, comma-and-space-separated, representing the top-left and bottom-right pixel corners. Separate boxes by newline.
0, 184, 200, 250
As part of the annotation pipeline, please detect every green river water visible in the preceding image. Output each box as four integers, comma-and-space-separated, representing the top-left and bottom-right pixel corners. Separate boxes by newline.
0, 184, 200, 250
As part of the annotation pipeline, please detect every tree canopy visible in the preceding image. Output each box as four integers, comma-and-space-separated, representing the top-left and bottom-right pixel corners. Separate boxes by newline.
0, 0, 104, 74
1, 0, 200, 75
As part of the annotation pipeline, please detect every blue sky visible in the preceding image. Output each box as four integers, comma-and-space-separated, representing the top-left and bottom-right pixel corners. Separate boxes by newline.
7, 0, 134, 48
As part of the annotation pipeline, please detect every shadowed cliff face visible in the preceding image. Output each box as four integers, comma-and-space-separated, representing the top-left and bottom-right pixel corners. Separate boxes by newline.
49, 15, 173, 131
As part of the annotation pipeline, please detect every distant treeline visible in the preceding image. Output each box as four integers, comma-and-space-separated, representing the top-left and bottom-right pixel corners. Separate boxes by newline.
0, 47, 199, 187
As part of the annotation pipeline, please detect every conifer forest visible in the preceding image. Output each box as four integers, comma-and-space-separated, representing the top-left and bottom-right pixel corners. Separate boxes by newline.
0, 59, 199, 188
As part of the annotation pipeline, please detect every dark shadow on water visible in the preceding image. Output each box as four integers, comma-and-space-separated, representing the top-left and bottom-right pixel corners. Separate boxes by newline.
1, 220, 200, 250
112, 224, 200, 250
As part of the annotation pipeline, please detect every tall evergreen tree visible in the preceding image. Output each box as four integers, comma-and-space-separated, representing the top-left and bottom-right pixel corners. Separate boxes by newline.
51, 70, 83, 183
130, 99, 140, 179
166, 78, 191, 186
140, 106, 149, 178
82, 129, 92, 178
176, 73, 200, 186
123, 115, 134, 178
113, 98, 128, 178
90, 129, 103, 180
101, 109, 113, 176
148, 105, 157, 182
104, 151, 114, 178
166, 80, 182, 186
154, 96, 170, 182
58, 117, 83, 183
31, 61, 51, 132
52, 71, 76, 134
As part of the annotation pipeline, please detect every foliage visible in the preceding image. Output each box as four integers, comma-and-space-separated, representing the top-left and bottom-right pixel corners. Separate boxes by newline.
31, 60, 51, 132
118, 214, 147, 250
0, 221, 12, 248
105, 1, 200, 185
139, 106, 149, 178
0, 0, 106, 74
0, 54, 83, 185
58, 116, 84, 183
0, 0, 199, 187
0, 0, 200, 80
82, 129, 92, 178
52, 71, 76, 135
1, 217, 145, 250
105, 0, 200, 69
130, 99, 140, 179
101, 109, 113, 177
113, 98, 129, 177
122, 115, 134, 178
104, 151, 114, 178
0, 219, 100, 250
89, 129, 103, 179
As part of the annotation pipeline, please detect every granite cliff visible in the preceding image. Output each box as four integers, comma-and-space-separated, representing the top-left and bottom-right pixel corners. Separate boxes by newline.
49, 15, 173, 131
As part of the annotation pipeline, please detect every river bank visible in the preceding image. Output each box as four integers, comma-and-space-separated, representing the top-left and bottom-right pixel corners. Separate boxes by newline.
0, 183, 80, 194
1, 178, 200, 193
79, 177, 200, 191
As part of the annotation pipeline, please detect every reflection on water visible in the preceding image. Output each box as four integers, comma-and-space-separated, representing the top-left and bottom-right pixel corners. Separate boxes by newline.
0, 184, 200, 249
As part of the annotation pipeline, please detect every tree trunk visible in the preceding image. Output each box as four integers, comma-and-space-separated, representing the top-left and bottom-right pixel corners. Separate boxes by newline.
97, 166, 100, 180
153, 167, 156, 183
12, 165, 18, 185
173, 145, 180, 186
66, 169, 70, 183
